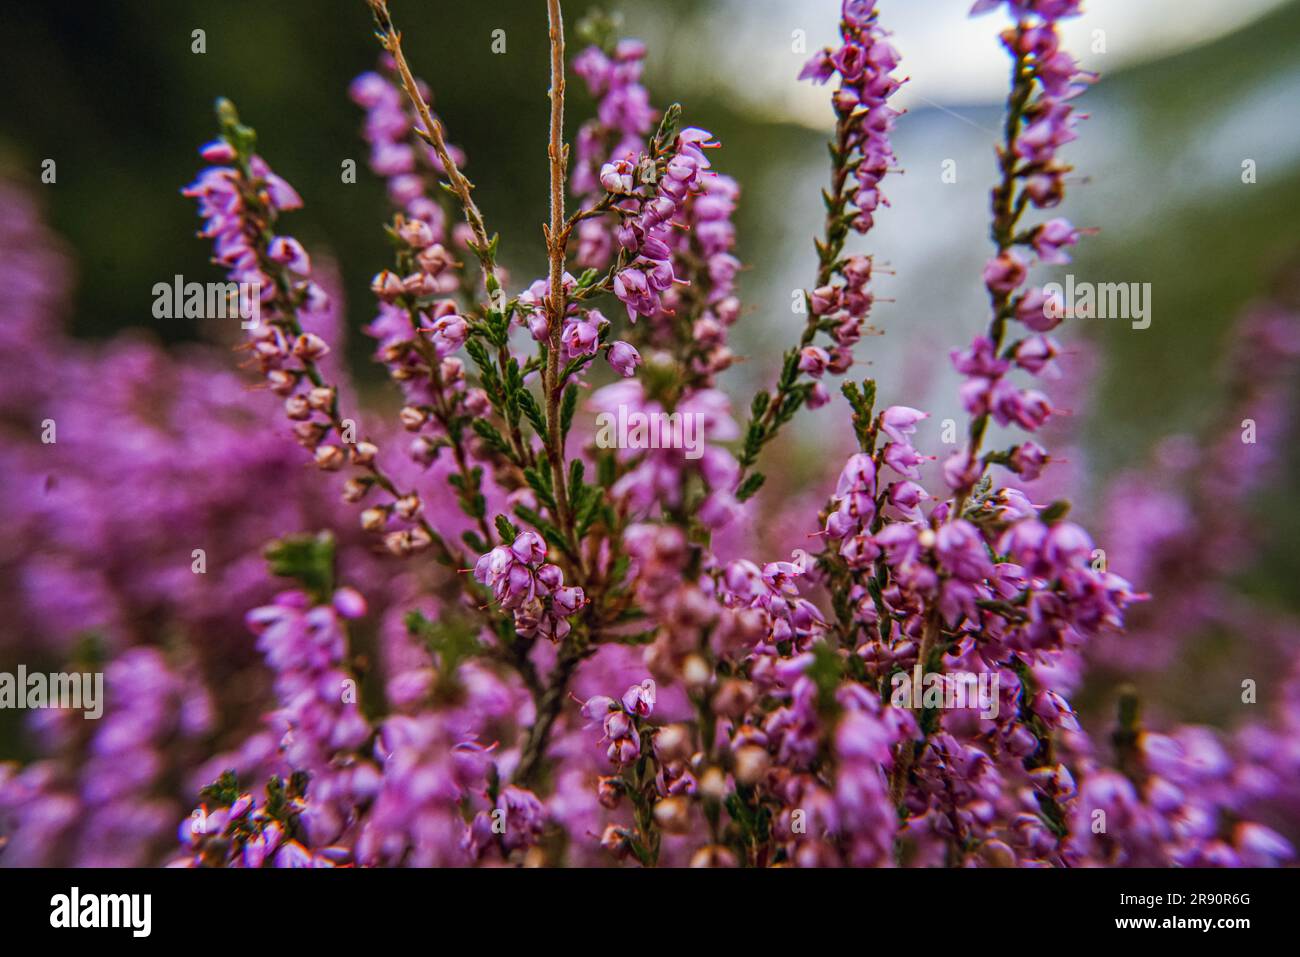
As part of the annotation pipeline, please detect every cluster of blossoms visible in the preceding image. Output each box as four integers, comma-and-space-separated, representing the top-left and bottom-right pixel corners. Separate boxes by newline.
571, 38, 655, 269
792, 0, 904, 398
3, 0, 1299, 871
798, 0, 903, 237
516, 273, 640, 378
475, 531, 586, 643
607, 127, 720, 324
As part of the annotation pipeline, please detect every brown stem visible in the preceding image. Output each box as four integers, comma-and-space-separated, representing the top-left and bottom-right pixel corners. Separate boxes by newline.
543, 0, 573, 531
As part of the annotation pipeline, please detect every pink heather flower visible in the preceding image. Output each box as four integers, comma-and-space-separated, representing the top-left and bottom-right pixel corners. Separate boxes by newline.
1032, 218, 1080, 265
562, 310, 607, 358
798, 49, 836, 84
942, 449, 984, 492
428, 313, 468, 359
952, 336, 1011, 378
607, 340, 641, 377
983, 250, 1028, 295
1015, 287, 1066, 332
1008, 441, 1049, 480
879, 406, 928, 445
200, 139, 237, 164
1014, 335, 1059, 376
268, 236, 311, 274
510, 531, 547, 565
798, 346, 831, 378
622, 680, 657, 717
332, 587, 368, 620
581, 696, 616, 721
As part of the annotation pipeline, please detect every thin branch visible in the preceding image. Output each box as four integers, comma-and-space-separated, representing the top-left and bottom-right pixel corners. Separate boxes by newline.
543, 0, 573, 531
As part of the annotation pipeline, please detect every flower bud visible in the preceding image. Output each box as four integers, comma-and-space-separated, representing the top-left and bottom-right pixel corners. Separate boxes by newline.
292, 421, 328, 448
653, 797, 691, 834
733, 745, 771, 787
342, 478, 372, 503
360, 507, 389, 532
351, 441, 378, 466
398, 219, 435, 249
394, 494, 422, 520
266, 370, 298, 395
370, 270, 405, 302
689, 845, 738, 868
399, 406, 428, 432
699, 766, 727, 801
292, 333, 330, 361
314, 445, 345, 471
283, 395, 311, 420
307, 386, 335, 412
654, 724, 693, 764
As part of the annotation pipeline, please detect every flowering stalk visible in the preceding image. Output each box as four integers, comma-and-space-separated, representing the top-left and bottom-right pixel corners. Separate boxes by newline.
947, 0, 1094, 513
185, 102, 454, 564
739, 0, 903, 486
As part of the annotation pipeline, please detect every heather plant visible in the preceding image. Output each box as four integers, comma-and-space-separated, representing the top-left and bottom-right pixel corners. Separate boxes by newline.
2, 0, 1298, 869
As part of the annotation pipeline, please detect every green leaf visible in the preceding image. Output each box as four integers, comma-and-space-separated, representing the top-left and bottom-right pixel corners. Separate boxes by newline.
736, 472, 766, 503
264, 531, 335, 602
568, 459, 585, 507
471, 418, 512, 456
561, 384, 579, 439
494, 514, 519, 543
1039, 499, 1072, 524
653, 103, 683, 155
199, 770, 243, 809
517, 389, 548, 437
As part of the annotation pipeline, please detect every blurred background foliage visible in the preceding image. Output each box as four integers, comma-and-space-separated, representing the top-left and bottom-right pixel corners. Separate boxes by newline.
2, 0, 1298, 725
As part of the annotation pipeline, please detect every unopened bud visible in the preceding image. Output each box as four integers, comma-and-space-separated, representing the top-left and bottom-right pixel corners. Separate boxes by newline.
292, 333, 330, 361
314, 444, 345, 471
682, 654, 712, 689
653, 724, 693, 764
653, 797, 691, 834
699, 766, 727, 801
733, 745, 771, 787
351, 442, 378, 466
292, 421, 328, 448
283, 395, 311, 420
399, 406, 428, 432
712, 678, 756, 719
307, 386, 335, 412
394, 494, 422, 520
596, 776, 624, 810
360, 507, 389, 532
402, 272, 437, 297
342, 478, 372, 503
689, 845, 738, 868
266, 370, 298, 395
398, 218, 435, 249
370, 269, 404, 302
417, 243, 455, 275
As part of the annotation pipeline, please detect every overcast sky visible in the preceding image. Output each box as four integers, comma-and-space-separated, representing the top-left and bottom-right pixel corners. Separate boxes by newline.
638, 0, 1290, 126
